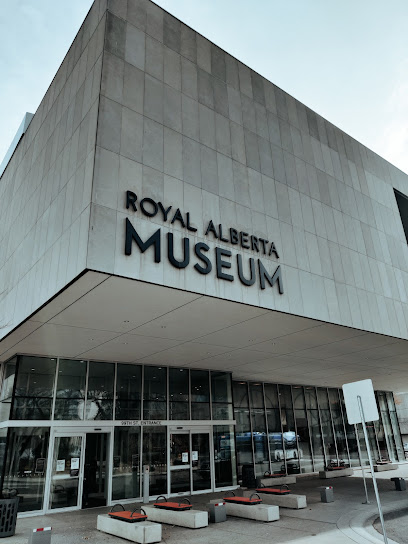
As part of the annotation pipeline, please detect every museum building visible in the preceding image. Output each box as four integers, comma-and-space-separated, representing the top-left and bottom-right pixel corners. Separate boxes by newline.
0, 0, 408, 516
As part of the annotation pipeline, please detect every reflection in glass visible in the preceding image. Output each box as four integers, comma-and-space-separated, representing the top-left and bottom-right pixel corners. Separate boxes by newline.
143, 427, 167, 495
305, 387, 325, 471
279, 385, 299, 474
249, 383, 269, 476
317, 388, 337, 464
143, 366, 167, 420
0, 359, 16, 421
233, 382, 252, 482
170, 434, 190, 466
328, 389, 348, 463
169, 368, 189, 420
191, 370, 210, 420
13, 356, 56, 420
2, 427, 50, 512
113, 427, 140, 499
50, 435, 82, 509
115, 364, 141, 420
292, 386, 313, 473
213, 425, 237, 487
192, 433, 211, 490
86, 362, 115, 420
339, 390, 360, 467
54, 359, 86, 420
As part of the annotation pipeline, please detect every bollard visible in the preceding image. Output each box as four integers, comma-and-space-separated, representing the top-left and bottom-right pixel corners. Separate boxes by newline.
208, 501, 227, 523
28, 527, 52, 544
319, 486, 334, 503
391, 477, 406, 491
143, 464, 150, 503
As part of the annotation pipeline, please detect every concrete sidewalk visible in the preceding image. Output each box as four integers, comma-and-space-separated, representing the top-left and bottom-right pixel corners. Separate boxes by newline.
9, 465, 408, 544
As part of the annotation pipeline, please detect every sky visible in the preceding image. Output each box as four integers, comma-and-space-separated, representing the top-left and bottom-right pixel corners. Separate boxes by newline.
1, 0, 408, 174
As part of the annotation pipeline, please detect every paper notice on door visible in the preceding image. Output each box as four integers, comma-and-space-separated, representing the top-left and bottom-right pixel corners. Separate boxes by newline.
192, 451, 198, 461
182, 452, 189, 463
71, 457, 79, 470
56, 459, 65, 472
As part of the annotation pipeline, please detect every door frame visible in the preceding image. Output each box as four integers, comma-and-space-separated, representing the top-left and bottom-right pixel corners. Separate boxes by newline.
167, 425, 214, 496
44, 426, 113, 514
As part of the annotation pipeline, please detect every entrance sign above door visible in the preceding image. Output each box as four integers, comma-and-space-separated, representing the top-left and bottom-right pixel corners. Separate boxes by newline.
342, 379, 379, 424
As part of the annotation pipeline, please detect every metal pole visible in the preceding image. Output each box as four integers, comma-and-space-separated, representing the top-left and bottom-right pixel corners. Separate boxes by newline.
357, 396, 388, 544
354, 423, 370, 504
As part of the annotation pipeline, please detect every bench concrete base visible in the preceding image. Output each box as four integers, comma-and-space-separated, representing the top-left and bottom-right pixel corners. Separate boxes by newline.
142, 505, 208, 528
319, 468, 353, 479
373, 464, 398, 472
260, 476, 296, 486
210, 499, 279, 522
97, 515, 161, 543
244, 490, 306, 509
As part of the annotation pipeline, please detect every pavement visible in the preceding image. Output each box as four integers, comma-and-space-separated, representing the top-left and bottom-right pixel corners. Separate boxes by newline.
8, 464, 408, 544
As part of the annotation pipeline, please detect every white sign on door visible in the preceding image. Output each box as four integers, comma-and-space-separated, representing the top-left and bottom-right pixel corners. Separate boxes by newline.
71, 458, 80, 470
56, 459, 65, 472
342, 379, 379, 425
182, 452, 188, 463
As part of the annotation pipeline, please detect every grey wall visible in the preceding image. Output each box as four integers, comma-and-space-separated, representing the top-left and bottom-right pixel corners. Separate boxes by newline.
88, 0, 408, 340
0, 1, 107, 340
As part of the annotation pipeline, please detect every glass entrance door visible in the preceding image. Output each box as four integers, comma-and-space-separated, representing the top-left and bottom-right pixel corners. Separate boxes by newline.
49, 434, 84, 510
169, 429, 212, 495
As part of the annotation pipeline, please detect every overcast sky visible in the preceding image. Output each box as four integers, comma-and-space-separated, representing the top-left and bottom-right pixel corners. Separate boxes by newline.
1, 0, 408, 175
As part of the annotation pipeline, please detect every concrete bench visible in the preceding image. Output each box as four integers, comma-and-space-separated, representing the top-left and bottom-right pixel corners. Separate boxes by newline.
261, 476, 296, 486
97, 514, 161, 543
319, 468, 353, 479
142, 505, 208, 528
210, 499, 279, 522
244, 490, 306, 509
373, 463, 398, 472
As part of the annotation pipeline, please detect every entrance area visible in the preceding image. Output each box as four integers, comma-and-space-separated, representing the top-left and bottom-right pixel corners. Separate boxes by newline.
169, 428, 212, 494
47, 431, 109, 511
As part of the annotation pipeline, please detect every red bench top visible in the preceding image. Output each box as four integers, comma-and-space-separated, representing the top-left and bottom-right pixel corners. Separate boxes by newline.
154, 502, 192, 511
256, 487, 291, 495
109, 511, 148, 523
223, 496, 262, 505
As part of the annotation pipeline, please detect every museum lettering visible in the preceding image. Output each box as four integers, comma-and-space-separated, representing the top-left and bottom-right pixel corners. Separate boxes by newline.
124, 191, 284, 294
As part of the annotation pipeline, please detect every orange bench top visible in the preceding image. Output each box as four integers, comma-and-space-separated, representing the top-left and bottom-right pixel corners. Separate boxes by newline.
256, 487, 291, 495
154, 502, 192, 511
109, 511, 148, 523
223, 496, 262, 505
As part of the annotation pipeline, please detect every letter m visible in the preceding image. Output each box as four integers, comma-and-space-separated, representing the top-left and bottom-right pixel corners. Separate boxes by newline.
258, 261, 284, 294
125, 218, 161, 263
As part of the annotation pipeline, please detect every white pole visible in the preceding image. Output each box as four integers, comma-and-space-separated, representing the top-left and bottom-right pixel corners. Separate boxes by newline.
354, 423, 370, 504
357, 395, 388, 544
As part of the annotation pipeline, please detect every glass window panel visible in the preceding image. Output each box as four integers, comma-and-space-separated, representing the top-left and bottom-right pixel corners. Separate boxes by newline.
328, 389, 348, 461
249, 383, 264, 408
169, 368, 189, 402
192, 433, 211, 491
339, 390, 360, 467
317, 388, 337, 464
87, 362, 114, 399
169, 402, 189, 420
234, 407, 252, 483
143, 367, 167, 420
86, 399, 113, 420
113, 427, 141, 500
233, 382, 249, 408
15, 356, 57, 398
50, 435, 83, 509
191, 370, 210, 420
380, 408, 398, 461
0, 360, 16, 421
279, 385, 300, 474
251, 408, 269, 477
213, 425, 237, 487
191, 370, 209, 402
12, 357, 56, 421
212, 403, 233, 420
389, 411, 404, 461
292, 387, 313, 473
2, 427, 50, 512
308, 409, 325, 471
304, 387, 318, 409
142, 427, 167, 495
54, 359, 87, 420
170, 434, 190, 466
191, 403, 210, 420
317, 387, 329, 410
211, 372, 232, 403
169, 368, 189, 420
116, 364, 141, 420
56, 359, 86, 398
264, 383, 279, 408
266, 408, 285, 475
